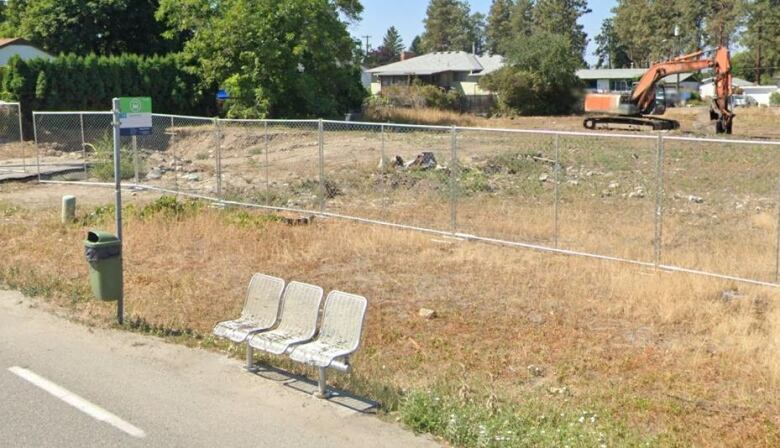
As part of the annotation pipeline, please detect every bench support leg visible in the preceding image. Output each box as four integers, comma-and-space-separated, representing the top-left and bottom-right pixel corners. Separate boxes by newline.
245, 345, 256, 372
314, 367, 330, 399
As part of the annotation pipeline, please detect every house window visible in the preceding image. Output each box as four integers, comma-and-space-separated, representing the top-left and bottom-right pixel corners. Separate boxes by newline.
609, 80, 631, 92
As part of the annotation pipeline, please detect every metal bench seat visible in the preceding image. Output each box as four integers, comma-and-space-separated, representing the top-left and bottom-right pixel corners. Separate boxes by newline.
212, 274, 285, 343
289, 291, 368, 397
247, 281, 323, 358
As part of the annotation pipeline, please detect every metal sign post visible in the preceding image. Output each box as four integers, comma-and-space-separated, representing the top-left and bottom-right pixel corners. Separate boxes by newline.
112, 97, 152, 325
111, 98, 124, 325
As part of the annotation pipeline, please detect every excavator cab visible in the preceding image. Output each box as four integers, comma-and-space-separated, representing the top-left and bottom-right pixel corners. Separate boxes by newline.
652, 85, 667, 115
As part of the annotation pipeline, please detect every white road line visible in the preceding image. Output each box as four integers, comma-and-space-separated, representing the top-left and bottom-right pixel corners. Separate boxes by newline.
7, 366, 146, 439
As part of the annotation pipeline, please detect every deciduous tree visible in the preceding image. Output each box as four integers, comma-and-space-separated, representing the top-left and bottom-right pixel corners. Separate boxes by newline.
183, 0, 365, 118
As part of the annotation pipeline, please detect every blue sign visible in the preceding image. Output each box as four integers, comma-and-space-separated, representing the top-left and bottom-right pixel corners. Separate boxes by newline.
216, 89, 230, 101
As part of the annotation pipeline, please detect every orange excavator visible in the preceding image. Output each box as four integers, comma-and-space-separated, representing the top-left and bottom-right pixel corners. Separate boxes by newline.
583, 47, 734, 134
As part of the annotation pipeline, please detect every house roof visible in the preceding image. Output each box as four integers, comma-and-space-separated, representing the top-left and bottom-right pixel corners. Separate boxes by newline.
701, 76, 754, 87
576, 68, 695, 84
368, 52, 505, 77
0, 38, 37, 49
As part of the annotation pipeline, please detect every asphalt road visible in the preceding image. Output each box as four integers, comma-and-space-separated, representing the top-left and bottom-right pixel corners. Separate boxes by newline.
0, 289, 438, 447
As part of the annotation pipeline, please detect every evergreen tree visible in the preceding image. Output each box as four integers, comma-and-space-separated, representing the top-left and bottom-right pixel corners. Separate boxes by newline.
741, 0, 780, 81
382, 26, 405, 56
509, 0, 534, 39
421, 0, 478, 52
409, 35, 423, 55
594, 18, 630, 68
532, 0, 591, 63
470, 12, 487, 54
486, 0, 514, 55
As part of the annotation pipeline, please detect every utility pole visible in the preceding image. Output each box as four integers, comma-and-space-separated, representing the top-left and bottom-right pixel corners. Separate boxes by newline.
362, 35, 372, 54
674, 25, 681, 106
755, 25, 762, 84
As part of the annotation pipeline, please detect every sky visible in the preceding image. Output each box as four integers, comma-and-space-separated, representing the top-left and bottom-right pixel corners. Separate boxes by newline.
349, 0, 618, 67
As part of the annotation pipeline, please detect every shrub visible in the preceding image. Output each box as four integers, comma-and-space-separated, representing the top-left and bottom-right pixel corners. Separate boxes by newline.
89, 134, 136, 181
1, 53, 215, 137
369, 84, 464, 111
770, 91, 780, 106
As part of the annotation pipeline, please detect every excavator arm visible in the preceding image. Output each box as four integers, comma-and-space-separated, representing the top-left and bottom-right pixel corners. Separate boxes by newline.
631, 47, 733, 133
584, 47, 734, 134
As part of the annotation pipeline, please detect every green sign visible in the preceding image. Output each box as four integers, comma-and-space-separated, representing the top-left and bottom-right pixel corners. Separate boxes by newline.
118, 97, 152, 136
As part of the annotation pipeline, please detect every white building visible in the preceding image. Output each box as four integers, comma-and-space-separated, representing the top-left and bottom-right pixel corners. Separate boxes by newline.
0, 38, 53, 66
740, 86, 779, 106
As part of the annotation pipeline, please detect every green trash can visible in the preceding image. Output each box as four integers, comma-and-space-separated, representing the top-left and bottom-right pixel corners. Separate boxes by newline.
84, 230, 123, 301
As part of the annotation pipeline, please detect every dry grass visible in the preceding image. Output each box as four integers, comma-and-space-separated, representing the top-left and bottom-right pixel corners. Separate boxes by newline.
0, 142, 37, 161
0, 197, 779, 445
363, 105, 780, 138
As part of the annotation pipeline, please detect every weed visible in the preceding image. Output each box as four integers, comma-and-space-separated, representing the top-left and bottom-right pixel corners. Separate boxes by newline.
88, 134, 138, 181
195, 151, 209, 160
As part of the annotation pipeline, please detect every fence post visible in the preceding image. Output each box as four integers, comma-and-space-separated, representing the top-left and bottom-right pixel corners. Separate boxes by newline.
775, 179, 780, 282
170, 116, 175, 148
380, 124, 388, 220
654, 133, 665, 268
215, 118, 222, 200
450, 126, 458, 234
264, 120, 270, 203
172, 117, 179, 195
553, 133, 561, 248
318, 119, 325, 213
17, 103, 23, 144
33, 112, 40, 182
80, 113, 87, 178
132, 135, 139, 184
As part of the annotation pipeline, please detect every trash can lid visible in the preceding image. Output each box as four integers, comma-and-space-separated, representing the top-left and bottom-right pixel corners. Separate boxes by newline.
85, 230, 120, 246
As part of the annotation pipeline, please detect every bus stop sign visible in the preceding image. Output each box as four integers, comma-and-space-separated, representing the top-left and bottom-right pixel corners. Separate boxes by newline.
118, 97, 152, 136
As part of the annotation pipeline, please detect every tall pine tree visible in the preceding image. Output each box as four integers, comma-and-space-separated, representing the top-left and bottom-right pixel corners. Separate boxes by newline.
421, 0, 479, 52
486, 0, 514, 55
383, 26, 405, 56
532, 0, 591, 63
594, 18, 630, 68
741, 0, 780, 82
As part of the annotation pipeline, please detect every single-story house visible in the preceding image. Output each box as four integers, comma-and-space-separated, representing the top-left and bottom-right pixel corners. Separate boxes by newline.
740, 85, 779, 106
699, 76, 754, 99
0, 38, 53, 66
367, 51, 505, 96
360, 66, 372, 91
576, 68, 699, 102
699, 76, 779, 106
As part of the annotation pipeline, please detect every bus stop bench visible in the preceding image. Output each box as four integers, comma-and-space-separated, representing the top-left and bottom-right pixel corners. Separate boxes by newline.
212, 273, 285, 347
213, 275, 368, 399
288, 290, 368, 398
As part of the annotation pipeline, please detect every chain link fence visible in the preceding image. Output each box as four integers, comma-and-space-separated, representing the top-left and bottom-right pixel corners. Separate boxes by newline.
30, 111, 780, 287
0, 102, 28, 175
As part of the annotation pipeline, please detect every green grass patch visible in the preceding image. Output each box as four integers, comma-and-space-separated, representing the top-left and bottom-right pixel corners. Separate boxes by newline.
399, 388, 668, 447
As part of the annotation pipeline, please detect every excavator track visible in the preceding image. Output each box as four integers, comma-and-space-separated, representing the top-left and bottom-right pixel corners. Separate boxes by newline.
583, 115, 680, 132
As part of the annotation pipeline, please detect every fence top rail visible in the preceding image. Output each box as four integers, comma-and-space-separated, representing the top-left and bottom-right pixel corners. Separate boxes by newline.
322, 119, 453, 131
156, 113, 217, 121
33, 111, 112, 115
27, 110, 780, 146
219, 118, 320, 124
663, 135, 780, 146
0, 101, 20, 106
